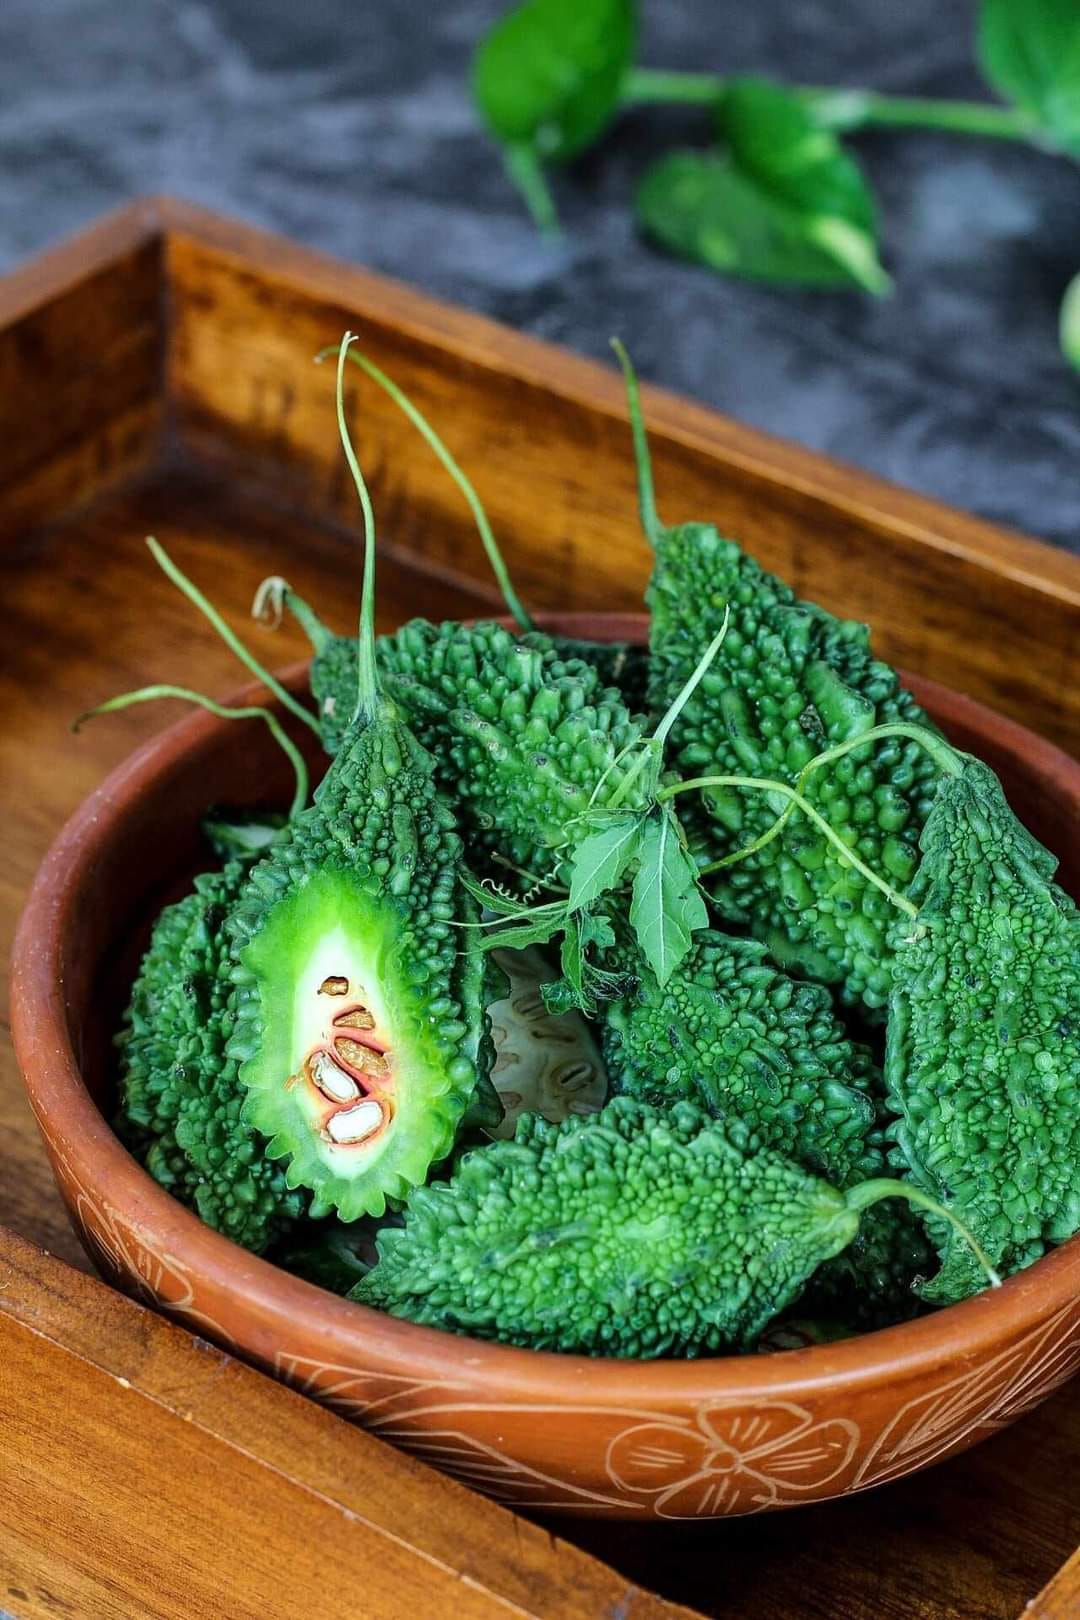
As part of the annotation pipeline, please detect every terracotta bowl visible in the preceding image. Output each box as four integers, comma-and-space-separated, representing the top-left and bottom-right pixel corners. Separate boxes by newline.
11, 613, 1080, 1520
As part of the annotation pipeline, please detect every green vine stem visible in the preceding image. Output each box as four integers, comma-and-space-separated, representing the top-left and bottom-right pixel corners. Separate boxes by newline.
504, 142, 562, 236
622, 68, 1037, 143
803, 89, 1035, 140
845, 1178, 1001, 1288
606, 615, 731, 812
74, 686, 310, 822
658, 773, 920, 920
252, 577, 334, 654
328, 334, 381, 723
314, 345, 536, 633
698, 721, 964, 879
653, 608, 731, 753
146, 539, 322, 739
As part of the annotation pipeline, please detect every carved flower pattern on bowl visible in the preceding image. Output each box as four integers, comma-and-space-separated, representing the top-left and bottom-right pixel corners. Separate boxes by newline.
606, 1401, 859, 1517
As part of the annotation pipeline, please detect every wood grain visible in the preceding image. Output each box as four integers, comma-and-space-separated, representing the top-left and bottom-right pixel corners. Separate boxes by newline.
155, 198, 1080, 759
0, 210, 164, 537
0, 465, 492, 1273
1026, 1547, 1080, 1619
0, 1228, 696, 1620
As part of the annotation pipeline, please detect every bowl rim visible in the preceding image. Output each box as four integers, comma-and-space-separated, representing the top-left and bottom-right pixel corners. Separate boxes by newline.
11, 611, 1080, 1403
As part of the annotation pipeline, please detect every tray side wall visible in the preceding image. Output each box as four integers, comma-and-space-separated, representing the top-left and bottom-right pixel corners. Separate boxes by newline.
0, 214, 165, 537
159, 209, 1080, 758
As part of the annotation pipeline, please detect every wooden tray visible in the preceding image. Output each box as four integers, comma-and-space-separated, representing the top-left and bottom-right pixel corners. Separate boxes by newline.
2, 197, 1078, 1620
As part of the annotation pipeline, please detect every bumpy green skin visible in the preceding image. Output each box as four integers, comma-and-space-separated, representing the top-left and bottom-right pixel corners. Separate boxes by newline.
116, 862, 304, 1251
885, 757, 1080, 1303
604, 931, 880, 1168
602, 930, 929, 1317
358, 620, 650, 874
309, 636, 362, 756
548, 637, 650, 716
647, 520, 941, 1013
351, 1098, 869, 1357
228, 701, 493, 1222
311, 627, 649, 758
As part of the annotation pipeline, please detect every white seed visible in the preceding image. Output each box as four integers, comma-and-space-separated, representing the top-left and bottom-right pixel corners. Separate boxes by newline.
310, 1051, 360, 1104
325, 1100, 383, 1144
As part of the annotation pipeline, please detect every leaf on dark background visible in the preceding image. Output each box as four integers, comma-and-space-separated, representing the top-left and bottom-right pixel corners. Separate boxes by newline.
472, 0, 637, 162
978, 0, 1080, 156
579, 911, 616, 952
720, 77, 879, 231
637, 76, 890, 295
1061, 270, 1080, 371
629, 807, 708, 985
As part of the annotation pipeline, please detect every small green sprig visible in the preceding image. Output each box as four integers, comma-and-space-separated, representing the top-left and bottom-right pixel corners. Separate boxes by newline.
467, 703, 960, 1009
472, 0, 1080, 369
459, 615, 729, 1002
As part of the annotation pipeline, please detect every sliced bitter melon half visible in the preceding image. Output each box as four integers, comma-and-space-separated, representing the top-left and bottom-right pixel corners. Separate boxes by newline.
226, 333, 497, 1223
233, 729, 495, 1218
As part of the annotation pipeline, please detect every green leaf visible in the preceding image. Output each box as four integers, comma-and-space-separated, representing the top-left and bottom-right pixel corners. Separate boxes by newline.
978, 0, 1080, 156
202, 810, 288, 862
629, 807, 709, 986
560, 915, 585, 1000
472, 0, 637, 163
720, 78, 879, 230
638, 78, 891, 296
477, 912, 569, 954
566, 813, 644, 911
579, 912, 616, 952
459, 868, 562, 917
1062, 270, 1080, 371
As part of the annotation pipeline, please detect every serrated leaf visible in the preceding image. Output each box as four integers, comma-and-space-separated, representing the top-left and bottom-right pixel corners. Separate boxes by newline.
472, 0, 637, 161
460, 868, 562, 918
560, 915, 585, 998
978, 0, 1080, 156
638, 78, 890, 296
566, 814, 644, 911
477, 912, 569, 953
629, 808, 709, 986
580, 911, 617, 951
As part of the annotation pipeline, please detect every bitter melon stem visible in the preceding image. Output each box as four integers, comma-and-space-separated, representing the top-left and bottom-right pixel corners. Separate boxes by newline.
606, 615, 730, 810
329, 334, 380, 724
845, 1177, 1001, 1289
252, 576, 334, 655
697, 721, 965, 881
660, 773, 920, 920
610, 338, 662, 549
74, 686, 310, 822
145, 539, 321, 739
319, 343, 535, 634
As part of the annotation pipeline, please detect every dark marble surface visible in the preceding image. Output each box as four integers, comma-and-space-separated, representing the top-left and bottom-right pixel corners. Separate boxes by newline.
2, 0, 1078, 550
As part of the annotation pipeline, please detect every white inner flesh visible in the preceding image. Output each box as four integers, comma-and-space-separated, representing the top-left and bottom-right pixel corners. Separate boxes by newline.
310, 1051, 361, 1104
325, 1099, 384, 1144
288, 925, 394, 1154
